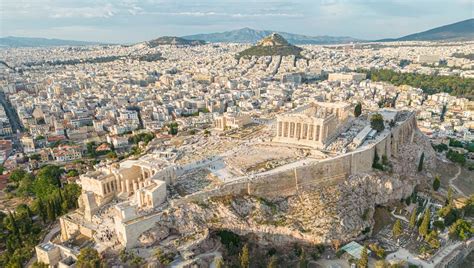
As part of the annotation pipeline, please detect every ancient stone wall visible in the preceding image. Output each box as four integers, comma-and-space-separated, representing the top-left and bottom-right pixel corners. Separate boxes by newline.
118, 213, 162, 248
174, 112, 417, 205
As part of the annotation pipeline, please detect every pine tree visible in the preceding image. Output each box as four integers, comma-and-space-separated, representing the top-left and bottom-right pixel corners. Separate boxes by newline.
418, 152, 424, 172
392, 219, 403, 238
358, 246, 369, 268
433, 176, 441, 191
240, 243, 249, 268
409, 208, 417, 228
46, 201, 56, 222
419, 209, 431, 237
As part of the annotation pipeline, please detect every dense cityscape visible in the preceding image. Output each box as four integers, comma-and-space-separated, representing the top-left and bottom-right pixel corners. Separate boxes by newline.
0, 4, 473, 268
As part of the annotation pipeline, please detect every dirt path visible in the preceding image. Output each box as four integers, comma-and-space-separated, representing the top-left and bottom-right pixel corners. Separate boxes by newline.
449, 166, 466, 197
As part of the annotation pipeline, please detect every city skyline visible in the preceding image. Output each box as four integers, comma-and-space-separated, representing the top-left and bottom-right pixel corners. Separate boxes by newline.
1, 0, 473, 43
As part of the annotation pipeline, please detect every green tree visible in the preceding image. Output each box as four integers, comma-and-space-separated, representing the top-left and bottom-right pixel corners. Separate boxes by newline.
106, 151, 118, 159
31, 262, 48, 268
409, 208, 417, 229
358, 246, 369, 268
419, 209, 431, 238
447, 187, 453, 205
9, 169, 27, 184
66, 169, 79, 178
418, 152, 424, 172
76, 247, 104, 268
448, 219, 473, 240
433, 176, 440, 191
374, 260, 388, 268
354, 103, 362, 117
370, 113, 385, 132
267, 255, 278, 268
240, 243, 250, 268
215, 256, 224, 268
392, 219, 403, 238
426, 230, 441, 249
299, 248, 308, 268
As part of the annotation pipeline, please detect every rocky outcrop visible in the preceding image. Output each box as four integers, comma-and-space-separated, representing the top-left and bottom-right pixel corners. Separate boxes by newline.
139, 126, 436, 250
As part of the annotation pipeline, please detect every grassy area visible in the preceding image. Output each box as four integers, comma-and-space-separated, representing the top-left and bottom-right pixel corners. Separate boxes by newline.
432, 160, 459, 188
453, 168, 474, 195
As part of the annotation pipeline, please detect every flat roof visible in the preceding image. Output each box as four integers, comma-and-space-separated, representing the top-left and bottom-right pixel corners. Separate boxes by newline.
39, 242, 57, 252
340, 241, 371, 259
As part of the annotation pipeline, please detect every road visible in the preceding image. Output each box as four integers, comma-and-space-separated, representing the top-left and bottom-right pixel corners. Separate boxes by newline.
0, 91, 23, 133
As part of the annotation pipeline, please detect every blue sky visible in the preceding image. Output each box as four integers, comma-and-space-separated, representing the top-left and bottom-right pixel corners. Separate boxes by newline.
0, 0, 472, 43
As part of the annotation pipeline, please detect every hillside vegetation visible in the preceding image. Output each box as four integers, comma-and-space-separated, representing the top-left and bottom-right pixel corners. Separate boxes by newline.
362, 69, 474, 100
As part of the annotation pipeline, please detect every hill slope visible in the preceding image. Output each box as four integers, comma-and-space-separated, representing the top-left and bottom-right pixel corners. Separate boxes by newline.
236, 33, 303, 59
146, 36, 205, 47
0, 36, 100, 47
183, 27, 360, 44
384, 18, 474, 41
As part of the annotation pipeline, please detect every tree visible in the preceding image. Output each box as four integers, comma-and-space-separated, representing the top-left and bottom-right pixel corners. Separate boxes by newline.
240, 243, 249, 268
354, 103, 362, 117
76, 247, 104, 268
392, 219, 403, 238
372, 149, 383, 170
433, 176, 441, 191
419, 209, 431, 238
448, 219, 472, 241
447, 187, 453, 205
267, 255, 278, 268
9, 169, 27, 184
409, 208, 417, 229
374, 260, 388, 268
370, 113, 385, 132
31, 262, 48, 268
106, 151, 118, 159
299, 248, 308, 268
426, 230, 441, 249
215, 256, 224, 268
418, 152, 425, 172
358, 246, 369, 268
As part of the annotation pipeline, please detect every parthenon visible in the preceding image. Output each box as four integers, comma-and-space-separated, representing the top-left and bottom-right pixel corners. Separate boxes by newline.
273, 102, 352, 148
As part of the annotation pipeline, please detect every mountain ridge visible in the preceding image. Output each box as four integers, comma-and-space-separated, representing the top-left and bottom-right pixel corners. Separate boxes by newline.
378, 18, 474, 42
0, 36, 102, 47
146, 36, 206, 47
183, 27, 360, 44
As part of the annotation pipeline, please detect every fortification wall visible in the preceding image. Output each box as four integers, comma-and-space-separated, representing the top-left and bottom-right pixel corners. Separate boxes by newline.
119, 213, 162, 248
174, 112, 417, 205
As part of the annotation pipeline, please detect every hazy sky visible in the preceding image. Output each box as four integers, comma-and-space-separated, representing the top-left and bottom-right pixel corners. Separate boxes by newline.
1, 0, 472, 43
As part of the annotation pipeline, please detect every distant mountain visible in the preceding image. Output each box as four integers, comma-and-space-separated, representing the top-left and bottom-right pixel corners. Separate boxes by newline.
146, 36, 206, 47
380, 18, 474, 42
236, 33, 303, 59
183, 28, 360, 44
0, 36, 101, 47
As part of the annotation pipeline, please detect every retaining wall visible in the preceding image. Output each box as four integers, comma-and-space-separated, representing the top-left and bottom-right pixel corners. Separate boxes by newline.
173, 112, 417, 205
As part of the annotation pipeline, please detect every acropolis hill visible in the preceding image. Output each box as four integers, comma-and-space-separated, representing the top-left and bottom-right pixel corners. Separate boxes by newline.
39, 99, 438, 266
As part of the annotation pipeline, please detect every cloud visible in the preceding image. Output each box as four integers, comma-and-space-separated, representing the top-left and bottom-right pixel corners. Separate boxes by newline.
49, 4, 117, 19
143, 11, 303, 18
